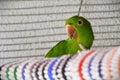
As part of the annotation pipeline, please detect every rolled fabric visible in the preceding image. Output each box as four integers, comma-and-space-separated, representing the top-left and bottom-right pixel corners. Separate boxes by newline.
0, 46, 120, 80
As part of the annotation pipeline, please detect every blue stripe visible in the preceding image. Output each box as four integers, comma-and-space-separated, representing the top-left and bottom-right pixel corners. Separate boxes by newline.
22, 63, 28, 80
98, 51, 108, 79
48, 58, 59, 80
88, 52, 97, 80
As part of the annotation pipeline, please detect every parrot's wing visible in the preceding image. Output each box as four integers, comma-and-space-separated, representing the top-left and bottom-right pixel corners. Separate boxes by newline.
44, 40, 67, 57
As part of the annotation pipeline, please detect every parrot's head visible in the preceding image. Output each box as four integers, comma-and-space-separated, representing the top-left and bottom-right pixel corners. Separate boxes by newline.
65, 16, 93, 39
65, 15, 94, 48
65, 15, 91, 39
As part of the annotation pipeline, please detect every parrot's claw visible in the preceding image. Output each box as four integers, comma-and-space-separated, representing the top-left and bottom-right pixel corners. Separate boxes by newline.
79, 44, 87, 51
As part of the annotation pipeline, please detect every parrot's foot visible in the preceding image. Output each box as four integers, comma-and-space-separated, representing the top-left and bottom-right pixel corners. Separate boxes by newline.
79, 44, 87, 51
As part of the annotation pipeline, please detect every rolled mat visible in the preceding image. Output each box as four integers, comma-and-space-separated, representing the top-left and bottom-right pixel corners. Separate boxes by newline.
0, 46, 120, 80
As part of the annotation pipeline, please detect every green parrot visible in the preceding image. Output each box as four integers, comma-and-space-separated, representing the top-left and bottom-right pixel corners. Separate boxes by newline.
45, 15, 94, 57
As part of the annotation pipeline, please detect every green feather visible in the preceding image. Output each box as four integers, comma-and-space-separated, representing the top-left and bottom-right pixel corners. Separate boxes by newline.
45, 40, 67, 57
45, 38, 81, 58
45, 15, 94, 57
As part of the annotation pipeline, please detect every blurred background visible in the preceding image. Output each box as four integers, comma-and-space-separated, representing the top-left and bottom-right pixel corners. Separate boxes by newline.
0, 0, 120, 65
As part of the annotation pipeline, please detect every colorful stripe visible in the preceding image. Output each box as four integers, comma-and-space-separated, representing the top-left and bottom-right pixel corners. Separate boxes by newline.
107, 48, 117, 80
78, 50, 95, 80
88, 51, 98, 80
48, 58, 59, 80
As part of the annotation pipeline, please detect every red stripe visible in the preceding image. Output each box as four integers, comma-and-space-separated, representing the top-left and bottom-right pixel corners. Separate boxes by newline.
119, 56, 120, 75
78, 50, 95, 80
107, 48, 117, 80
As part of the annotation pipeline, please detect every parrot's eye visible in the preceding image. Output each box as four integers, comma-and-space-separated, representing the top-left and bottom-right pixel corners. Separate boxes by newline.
78, 19, 83, 25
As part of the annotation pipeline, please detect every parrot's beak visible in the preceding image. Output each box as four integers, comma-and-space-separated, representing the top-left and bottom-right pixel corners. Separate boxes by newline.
66, 24, 78, 39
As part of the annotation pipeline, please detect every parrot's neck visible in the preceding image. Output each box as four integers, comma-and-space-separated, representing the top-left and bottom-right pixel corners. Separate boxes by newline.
68, 33, 87, 51
67, 38, 85, 51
